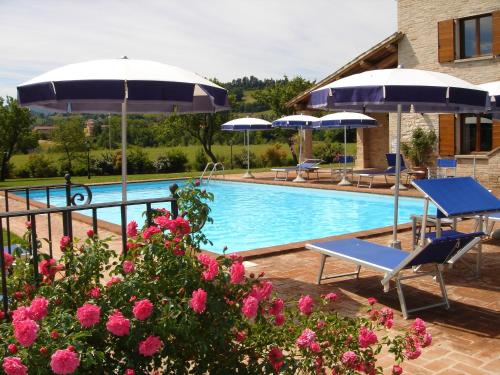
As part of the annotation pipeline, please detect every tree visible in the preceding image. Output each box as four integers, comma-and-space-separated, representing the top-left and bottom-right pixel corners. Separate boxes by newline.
253, 76, 313, 117
51, 117, 87, 173
0, 97, 35, 181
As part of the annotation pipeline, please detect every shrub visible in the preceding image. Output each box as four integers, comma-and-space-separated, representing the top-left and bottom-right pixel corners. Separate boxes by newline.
193, 148, 208, 171
261, 143, 288, 167
125, 148, 154, 174
154, 149, 189, 173
93, 151, 118, 175
314, 143, 343, 163
0, 182, 430, 374
401, 128, 437, 167
233, 149, 258, 169
21, 154, 58, 178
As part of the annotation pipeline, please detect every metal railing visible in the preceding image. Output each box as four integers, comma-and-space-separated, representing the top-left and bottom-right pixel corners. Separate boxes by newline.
207, 162, 225, 183
0, 175, 179, 316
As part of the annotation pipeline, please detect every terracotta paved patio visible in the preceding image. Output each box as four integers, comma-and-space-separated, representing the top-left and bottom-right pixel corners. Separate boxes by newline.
2, 171, 499, 374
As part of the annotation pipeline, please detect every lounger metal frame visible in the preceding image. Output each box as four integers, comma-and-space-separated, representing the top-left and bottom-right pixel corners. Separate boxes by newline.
307, 234, 482, 319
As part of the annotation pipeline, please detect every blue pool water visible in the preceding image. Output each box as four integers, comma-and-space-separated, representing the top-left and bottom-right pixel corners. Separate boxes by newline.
24, 180, 428, 254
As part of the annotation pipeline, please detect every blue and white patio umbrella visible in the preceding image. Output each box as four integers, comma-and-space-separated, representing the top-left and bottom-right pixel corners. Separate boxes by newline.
309, 67, 489, 248
272, 114, 318, 182
221, 117, 272, 178
314, 112, 378, 186
17, 57, 230, 202
479, 81, 500, 119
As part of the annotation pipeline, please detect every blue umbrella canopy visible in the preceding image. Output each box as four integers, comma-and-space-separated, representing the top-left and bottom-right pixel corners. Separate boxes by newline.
308, 67, 488, 248
17, 58, 230, 203
221, 117, 272, 178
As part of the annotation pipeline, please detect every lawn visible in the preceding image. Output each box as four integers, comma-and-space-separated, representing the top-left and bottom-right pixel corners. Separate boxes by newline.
2, 230, 27, 247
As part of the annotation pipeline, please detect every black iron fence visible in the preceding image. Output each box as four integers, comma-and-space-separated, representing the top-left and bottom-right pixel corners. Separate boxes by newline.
0, 175, 179, 316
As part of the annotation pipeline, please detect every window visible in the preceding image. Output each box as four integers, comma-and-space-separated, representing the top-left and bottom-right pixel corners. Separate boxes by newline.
459, 14, 492, 58
460, 114, 493, 154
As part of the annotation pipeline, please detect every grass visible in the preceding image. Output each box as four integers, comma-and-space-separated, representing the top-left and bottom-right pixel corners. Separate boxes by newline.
2, 230, 27, 246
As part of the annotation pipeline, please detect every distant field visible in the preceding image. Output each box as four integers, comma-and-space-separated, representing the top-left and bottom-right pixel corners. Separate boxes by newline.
10, 142, 357, 170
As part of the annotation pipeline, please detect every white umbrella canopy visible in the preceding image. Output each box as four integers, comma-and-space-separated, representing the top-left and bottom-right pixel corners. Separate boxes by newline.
309, 67, 489, 248
314, 112, 378, 186
17, 58, 230, 203
221, 117, 272, 178
272, 114, 318, 182
479, 81, 500, 118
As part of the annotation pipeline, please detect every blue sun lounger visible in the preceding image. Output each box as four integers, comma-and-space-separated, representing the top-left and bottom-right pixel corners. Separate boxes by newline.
271, 159, 323, 181
355, 153, 407, 188
412, 177, 500, 276
306, 231, 483, 318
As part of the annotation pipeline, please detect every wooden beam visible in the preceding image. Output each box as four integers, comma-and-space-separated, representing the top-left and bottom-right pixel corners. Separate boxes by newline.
376, 53, 398, 69
359, 60, 374, 69
385, 43, 397, 53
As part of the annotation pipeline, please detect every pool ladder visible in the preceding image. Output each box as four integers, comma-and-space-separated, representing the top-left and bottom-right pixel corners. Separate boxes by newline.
200, 162, 225, 184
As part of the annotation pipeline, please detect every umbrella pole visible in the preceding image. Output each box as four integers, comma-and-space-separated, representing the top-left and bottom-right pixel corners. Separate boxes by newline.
121, 99, 127, 202
338, 125, 352, 186
243, 129, 254, 178
293, 126, 306, 182
391, 104, 402, 249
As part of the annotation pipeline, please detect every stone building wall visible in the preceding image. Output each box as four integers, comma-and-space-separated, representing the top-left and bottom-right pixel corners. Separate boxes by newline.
356, 112, 389, 169
396, 0, 499, 144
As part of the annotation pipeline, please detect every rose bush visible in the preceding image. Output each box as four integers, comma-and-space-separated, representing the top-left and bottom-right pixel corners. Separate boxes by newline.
0, 182, 430, 374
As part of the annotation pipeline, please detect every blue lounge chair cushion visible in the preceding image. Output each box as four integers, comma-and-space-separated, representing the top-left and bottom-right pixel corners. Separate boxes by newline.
413, 177, 500, 217
437, 158, 457, 168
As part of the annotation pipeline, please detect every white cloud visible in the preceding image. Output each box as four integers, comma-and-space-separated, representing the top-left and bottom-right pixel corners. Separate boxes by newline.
0, 0, 397, 97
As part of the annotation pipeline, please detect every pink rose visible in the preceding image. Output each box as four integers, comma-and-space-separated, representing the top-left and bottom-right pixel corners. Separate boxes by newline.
309, 341, 321, 353
39, 259, 63, 277
197, 254, 219, 281
3, 252, 14, 269
2, 357, 28, 375
421, 333, 432, 348
367, 297, 377, 306
324, 292, 338, 302
241, 296, 259, 319
268, 298, 284, 316
142, 225, 162, 240
125, 369, 135, 375
274, 314, 285, 326
268, 347, 284, 372
296, 328, 316, 348
7, 344, 17, 354
127, 221, 138, 237
106, 311, 130, 336
13, 319, 38, 347
60, 236, 71, 251
411, 318, 426, 336
228, 253, 243, 263
341, 351, 358, 369
29, 297, 49, 321
122, 260, 135, 274
89, 287, 101, 298
379, 307, 394, 328
166, 216, 190, 236
154, 214, 171, 229
405, 336, 422, 360
76, 303, 101, 328
86, 229, 94, 238
12, 306, 30, 322
358, 327, 378, 348
106, 276, 122, 287
189, 288, 207, 314
298, 295, 314, 316
235, 330, 246, 342
138, 335, 163, 357
249, 281, 273, 301
133, 299, 153, 321
230, 262, 245, 284
50, 348, 80, 374
392, 365, 403, 375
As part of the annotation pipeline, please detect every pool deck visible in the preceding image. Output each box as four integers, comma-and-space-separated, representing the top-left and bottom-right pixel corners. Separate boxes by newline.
2, 172, 500, 374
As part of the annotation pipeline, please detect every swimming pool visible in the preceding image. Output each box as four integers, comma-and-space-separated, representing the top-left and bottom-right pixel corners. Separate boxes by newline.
24, 180, 428, 254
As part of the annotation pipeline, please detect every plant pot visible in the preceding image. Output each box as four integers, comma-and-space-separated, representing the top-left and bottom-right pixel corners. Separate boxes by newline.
412, 166, 428, 179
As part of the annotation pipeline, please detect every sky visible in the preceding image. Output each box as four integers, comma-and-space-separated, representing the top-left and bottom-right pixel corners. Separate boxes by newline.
0, 0, 397, 98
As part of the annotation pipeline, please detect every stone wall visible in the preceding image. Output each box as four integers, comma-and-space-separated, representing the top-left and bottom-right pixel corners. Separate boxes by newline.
356, 112, 389, 169
456, 148, 500, 189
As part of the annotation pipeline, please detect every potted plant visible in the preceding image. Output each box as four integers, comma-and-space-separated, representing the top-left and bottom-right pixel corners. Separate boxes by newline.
402, 127, 437, 178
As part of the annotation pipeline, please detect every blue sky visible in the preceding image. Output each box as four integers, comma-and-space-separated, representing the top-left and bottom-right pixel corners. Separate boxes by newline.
0, 0, 397, 98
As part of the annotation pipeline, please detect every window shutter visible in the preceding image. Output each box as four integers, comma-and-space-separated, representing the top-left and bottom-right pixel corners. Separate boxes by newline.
493, 119, 500, 149
439, 114, 455, 156
438, 19, 455, 62
493, 10, 500, 56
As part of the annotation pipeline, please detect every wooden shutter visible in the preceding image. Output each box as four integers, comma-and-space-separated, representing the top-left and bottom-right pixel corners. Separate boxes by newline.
439, 114, 455, 156
493, 119, 500, 149
438, 19, 455, 62
493, 10, 500, 56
